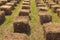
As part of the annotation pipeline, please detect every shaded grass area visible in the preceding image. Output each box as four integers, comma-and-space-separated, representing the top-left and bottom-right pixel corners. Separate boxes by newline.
29, 0, 45, 40
0, 0, 23, 40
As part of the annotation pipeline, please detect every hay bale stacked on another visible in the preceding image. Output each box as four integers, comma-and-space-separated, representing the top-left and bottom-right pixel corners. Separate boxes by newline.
19, 9, 30, 16
39, 12, 52, 24
43, 22, 60, 40
13, 16, 30, 34
0, 11, 5, 25
0, 5, 13, 15
3, 33, 28, 40
22, 5, 30, 9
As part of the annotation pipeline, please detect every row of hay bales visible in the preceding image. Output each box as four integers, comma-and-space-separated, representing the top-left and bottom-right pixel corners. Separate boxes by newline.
0, 0, 20, 15
53, 0, 60, 4
43, 0, 60, 40
13, 0, 30, 35
35, 0, 52, 25
3, 0, 29, 40
36, 0, 60, 40
0, 0, 21, 25
0, 0, 11, 6
44, 0, 60, 17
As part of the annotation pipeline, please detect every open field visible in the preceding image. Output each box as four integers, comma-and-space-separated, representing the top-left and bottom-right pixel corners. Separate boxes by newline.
0, 0, 60, 40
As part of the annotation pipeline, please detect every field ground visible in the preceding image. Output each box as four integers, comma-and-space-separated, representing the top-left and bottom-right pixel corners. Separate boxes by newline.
0, 0, 60, 40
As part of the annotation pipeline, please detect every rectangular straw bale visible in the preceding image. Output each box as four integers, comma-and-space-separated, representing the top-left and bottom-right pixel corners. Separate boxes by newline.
47, 2, 56, 8
37, 3, 46, 7
0, 5, 13, 15
6, 2, 16, 7
53, 0, 58, 4
0, 1, 4, 6
3, 33, 28, 40
10, 1, 17, 5
38, 7, 48, 12
22, 2, 30, 5
51, 5, 60, 12
43, 22, 60, 40
19, 9, 30, 16
0, 11, 5, 25
22, 5, 30, 9
35, 0, 40, 4
13, 16, 30, 33
0, 0, 8, 4
56, 9, 60, 17
14, 0, 20, 3
39, 12, 52, 24
24, 0, 30, 2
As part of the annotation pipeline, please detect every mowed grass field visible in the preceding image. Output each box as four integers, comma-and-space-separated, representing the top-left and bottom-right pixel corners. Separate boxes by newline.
0, 0, 60, 40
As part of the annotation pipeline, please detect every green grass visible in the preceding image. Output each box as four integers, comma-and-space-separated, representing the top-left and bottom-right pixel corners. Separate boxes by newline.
49, 9, 60, 23
29, 0, 45, 40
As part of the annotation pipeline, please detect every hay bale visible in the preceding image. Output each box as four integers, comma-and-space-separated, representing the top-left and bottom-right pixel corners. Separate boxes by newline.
0, 0, 8, 4
3, 33, 28, 40
56, 9, 60, 17
39, 12, 52, 24
6, 2, 17, 7
58, 1, 60, 4
53, 0, 58, 4
38, 7, 48, 12
22, 2, 30, 5
35, 0, 40, 4
43, 0, 50, 3
47, 2, 56, 8
0, 11, 5, 25
14, 0, 20, 3
22, 5, 30, 9
0, 5, 13, 15
51, 5, 60, 12
43, 22, 60, 40
19, 9, 30, 16
24, 0, 30, 2
0, 1, 4, 6
13, 16, 30, 34
10, 1, 17, 5
37, 4, 46, 7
